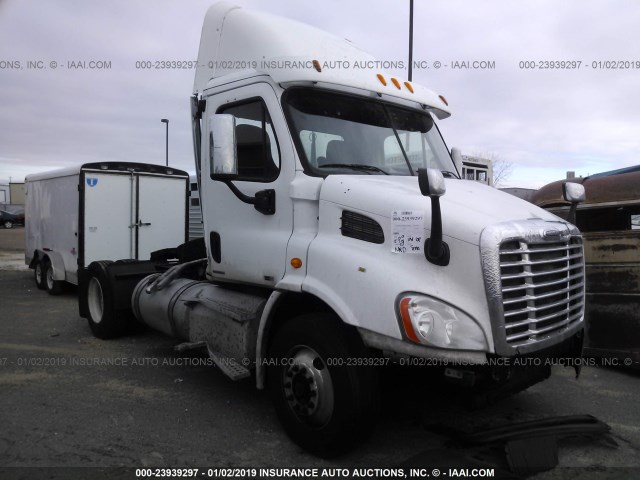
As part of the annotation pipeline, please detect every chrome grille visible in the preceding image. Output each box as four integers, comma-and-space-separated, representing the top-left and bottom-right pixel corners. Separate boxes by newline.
499, 237, 584, 346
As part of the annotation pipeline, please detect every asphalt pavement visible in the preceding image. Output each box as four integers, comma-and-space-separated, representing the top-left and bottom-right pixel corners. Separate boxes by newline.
1, 227, 639, 480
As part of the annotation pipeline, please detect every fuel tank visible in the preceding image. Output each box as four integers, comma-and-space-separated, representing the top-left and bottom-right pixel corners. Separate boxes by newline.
131, 274, 268, 362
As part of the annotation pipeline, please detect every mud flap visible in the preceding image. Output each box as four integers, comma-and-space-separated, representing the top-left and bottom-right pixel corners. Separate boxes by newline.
461, 415, 613, 476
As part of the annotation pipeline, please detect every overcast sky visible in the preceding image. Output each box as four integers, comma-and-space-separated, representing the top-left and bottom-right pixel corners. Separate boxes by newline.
1, 0, 639, 189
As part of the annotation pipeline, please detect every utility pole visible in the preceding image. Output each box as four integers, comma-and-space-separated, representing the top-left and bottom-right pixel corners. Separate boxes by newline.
408, 0, 414, 81
161, 118, 169, 166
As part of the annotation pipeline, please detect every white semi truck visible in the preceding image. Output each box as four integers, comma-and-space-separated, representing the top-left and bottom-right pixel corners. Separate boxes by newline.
25, 162, 189, 295
80, 3, 586, 455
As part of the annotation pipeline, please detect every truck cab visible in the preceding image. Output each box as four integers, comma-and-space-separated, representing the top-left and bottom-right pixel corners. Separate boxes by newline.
82, 3, 586, 455
191, 2, 584, 359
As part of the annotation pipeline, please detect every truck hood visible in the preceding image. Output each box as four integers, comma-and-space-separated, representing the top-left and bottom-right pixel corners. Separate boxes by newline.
320, 175, 561, 245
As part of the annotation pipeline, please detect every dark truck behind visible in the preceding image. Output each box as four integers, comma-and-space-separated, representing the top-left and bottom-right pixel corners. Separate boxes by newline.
531, 165, 640, 366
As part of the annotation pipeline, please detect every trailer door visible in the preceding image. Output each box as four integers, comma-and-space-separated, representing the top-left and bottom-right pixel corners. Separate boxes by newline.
82, 172, 135, 265
136, 174, 187, 259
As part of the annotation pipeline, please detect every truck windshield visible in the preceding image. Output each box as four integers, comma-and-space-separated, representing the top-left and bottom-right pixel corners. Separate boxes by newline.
283, 88, 457, 177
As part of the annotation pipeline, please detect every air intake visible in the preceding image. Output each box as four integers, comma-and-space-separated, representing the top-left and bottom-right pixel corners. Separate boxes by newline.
341, 211, 384, 244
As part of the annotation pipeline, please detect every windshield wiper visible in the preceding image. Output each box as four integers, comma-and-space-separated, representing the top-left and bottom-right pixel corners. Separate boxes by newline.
441, 171, 459, 178
319, 163, 389, 175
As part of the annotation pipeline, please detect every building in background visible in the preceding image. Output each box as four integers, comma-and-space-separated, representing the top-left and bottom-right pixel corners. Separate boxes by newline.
0, 181, 26, 210
461, 155, 493, 186
10, 182, 25, 205
0, 183, 9, 206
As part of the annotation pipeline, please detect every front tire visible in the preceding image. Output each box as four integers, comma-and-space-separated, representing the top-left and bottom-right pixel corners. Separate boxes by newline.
85, 260, 127, 339
3, 220, 13, 229
267, 313, 380, 457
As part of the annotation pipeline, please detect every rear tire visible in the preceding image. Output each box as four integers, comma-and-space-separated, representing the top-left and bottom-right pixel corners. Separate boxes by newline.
267, 313, 380, 457
85, 261, 127, 339
43, 260, 64, 295
34, 260, 46, 290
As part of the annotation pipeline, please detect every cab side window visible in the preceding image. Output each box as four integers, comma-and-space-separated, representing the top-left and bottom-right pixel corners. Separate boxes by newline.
218, 100, 280, 182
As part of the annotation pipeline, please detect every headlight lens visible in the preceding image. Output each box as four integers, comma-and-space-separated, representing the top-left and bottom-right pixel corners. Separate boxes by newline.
398, 294, 488, 351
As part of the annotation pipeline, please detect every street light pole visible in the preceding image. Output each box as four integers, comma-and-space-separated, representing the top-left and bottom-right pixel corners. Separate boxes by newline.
408, 0, 414, 82
161, 118, 169, 166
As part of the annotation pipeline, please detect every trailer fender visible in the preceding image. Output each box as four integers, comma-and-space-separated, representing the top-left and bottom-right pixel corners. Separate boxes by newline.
29, 250, 65, 281
44, 251, 67, 281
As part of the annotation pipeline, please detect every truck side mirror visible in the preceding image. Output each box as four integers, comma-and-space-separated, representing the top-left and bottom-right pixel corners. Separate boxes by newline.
451, 147, 463, 178
209, 114, 238, 179
207, 113, 276, 215
562, 182, 585, 203
418, 168, 446, 197
562, 182, 585, 225
418, 168, 450, 266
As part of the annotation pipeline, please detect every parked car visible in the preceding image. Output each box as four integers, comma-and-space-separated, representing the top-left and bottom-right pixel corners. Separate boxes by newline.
0, 209, 24, 228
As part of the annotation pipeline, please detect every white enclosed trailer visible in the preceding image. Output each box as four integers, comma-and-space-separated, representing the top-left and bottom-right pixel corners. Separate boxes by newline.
25, 162, 189, 294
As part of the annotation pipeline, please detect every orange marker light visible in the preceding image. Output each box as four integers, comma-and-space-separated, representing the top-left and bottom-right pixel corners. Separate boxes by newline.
438, 94, 449, 106
403, 81, 414, 93
290, 258, 303, 269
399, 298, 420, 343
312, 60, 322, 72
391, 77, 401, 89
376, 73, 387, 86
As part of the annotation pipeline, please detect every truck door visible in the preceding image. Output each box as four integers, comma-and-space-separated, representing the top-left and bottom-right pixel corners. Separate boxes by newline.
202, 83, 294, 286
137, 174, 187, 259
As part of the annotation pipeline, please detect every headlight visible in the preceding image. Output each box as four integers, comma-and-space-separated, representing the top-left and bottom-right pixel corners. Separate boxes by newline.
397, 294, 488, 351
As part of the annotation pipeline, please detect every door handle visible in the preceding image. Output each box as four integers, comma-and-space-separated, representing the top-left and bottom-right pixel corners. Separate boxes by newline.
130, 220, 151, 228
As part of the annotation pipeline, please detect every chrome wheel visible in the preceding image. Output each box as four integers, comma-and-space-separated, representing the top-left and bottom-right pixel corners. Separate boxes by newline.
283, 346, 334, 427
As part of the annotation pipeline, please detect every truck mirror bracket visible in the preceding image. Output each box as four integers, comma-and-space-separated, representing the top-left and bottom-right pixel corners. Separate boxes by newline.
418, 168, 450, 266
425, 235, 450, 266
223, 181, 276, 215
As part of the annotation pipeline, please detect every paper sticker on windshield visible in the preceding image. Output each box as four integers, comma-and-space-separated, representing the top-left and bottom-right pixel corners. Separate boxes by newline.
391, 211, 424, 254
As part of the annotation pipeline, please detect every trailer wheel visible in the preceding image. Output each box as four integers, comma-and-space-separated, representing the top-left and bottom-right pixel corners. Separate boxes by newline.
85, 260, 126, 339
267, 313, 380, 457
34, 260, 46, 290
43, 260, 64, 295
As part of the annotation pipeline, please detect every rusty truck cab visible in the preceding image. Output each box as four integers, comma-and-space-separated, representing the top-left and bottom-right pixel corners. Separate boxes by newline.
531, 166, 640, 365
